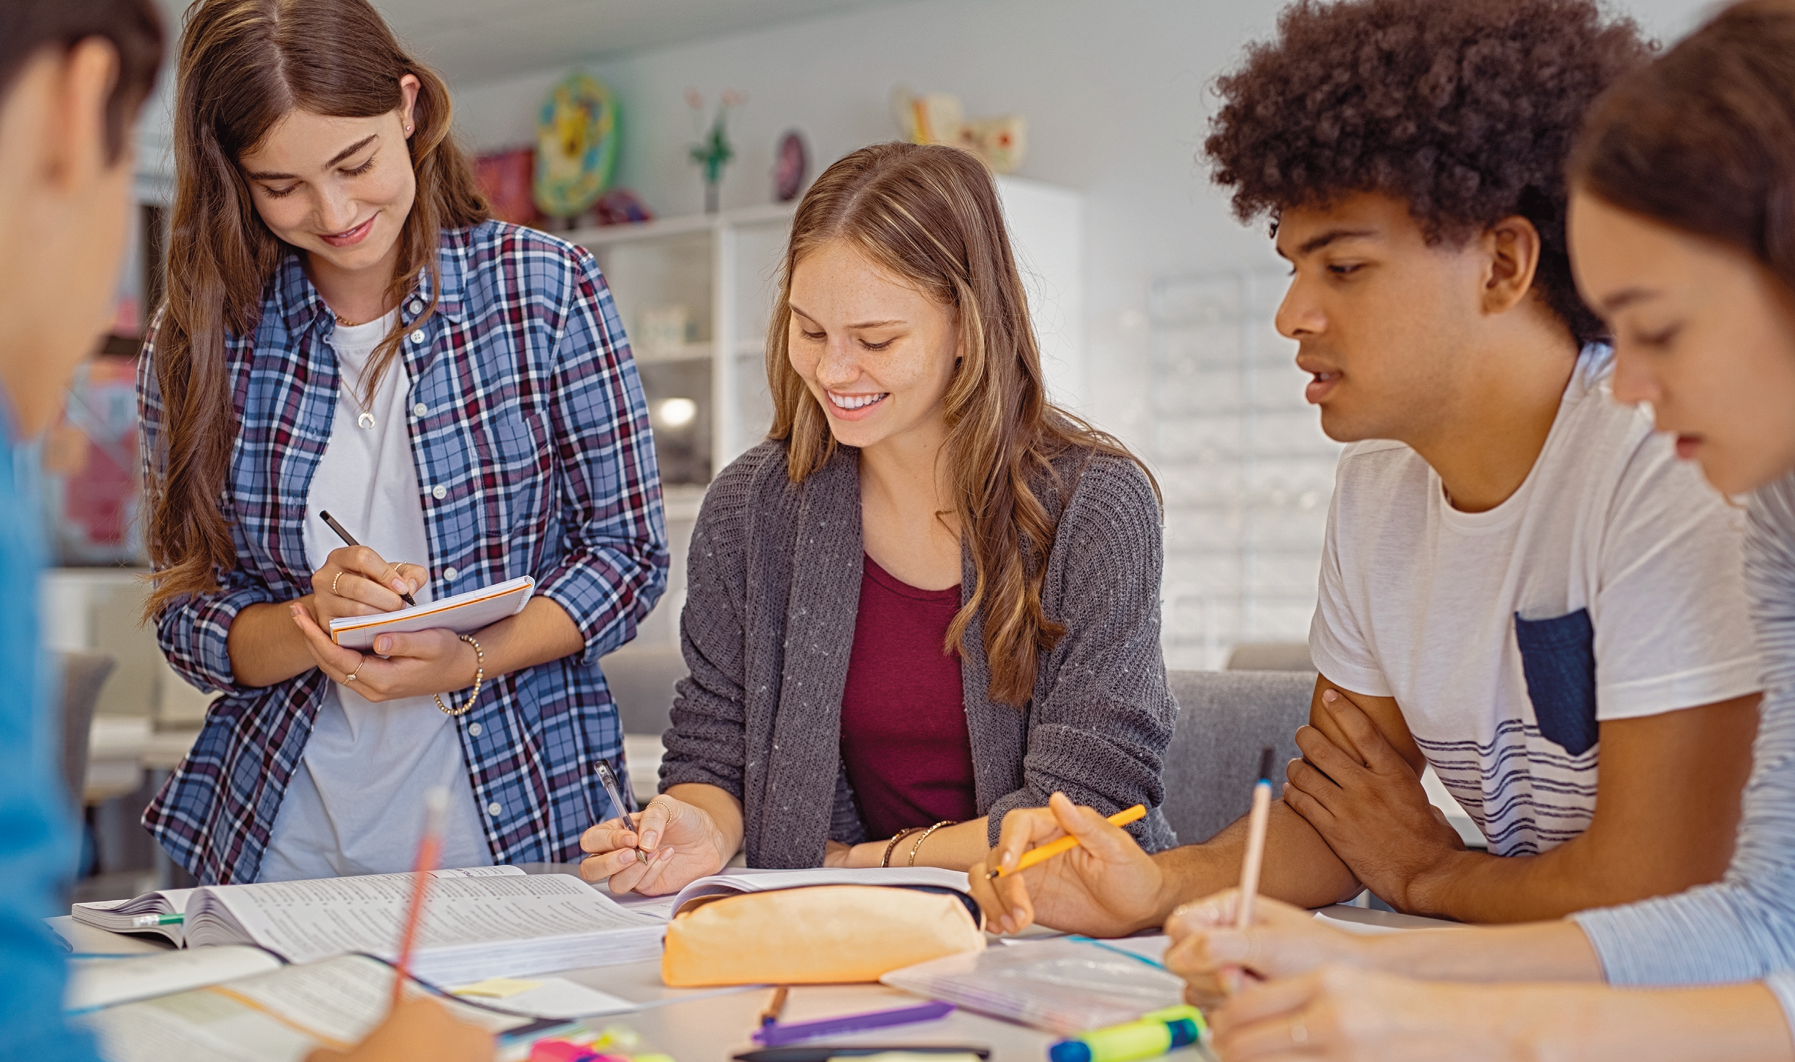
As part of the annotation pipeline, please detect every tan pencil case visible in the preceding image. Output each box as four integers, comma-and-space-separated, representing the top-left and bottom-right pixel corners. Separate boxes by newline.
661, 883, 986, 986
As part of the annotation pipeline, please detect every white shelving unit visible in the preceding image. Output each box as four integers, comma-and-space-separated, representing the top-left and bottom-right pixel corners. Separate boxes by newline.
569, 203, 796, 483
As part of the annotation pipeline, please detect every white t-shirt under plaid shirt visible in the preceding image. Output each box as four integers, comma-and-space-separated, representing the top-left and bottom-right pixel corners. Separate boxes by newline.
1308, 345, 1760, 856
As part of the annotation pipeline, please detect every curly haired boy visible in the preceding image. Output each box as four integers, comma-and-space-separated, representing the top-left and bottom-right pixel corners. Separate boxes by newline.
971, 0, 1765, 932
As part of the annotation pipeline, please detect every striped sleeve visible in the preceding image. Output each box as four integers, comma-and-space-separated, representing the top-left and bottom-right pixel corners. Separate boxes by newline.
1572, 473, 1795, 1029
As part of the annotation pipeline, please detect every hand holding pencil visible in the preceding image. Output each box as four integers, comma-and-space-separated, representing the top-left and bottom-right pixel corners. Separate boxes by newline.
968, 792, 1170, 938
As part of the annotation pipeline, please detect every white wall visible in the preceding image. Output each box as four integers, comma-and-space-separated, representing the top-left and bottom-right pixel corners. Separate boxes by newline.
443, 0, 1717, 664
447, 0, 1713, 456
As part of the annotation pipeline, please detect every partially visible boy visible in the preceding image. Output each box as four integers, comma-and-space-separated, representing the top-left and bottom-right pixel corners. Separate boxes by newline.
0, 2, 487, 1059
972, 0, 1761, 931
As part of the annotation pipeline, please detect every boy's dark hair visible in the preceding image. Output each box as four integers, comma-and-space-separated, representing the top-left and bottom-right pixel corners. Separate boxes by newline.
0, 0, 164, 163
1205, 0, 1651, 347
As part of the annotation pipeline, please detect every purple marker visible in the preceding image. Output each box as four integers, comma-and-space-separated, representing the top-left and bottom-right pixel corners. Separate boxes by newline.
752, 1000, 956, 1046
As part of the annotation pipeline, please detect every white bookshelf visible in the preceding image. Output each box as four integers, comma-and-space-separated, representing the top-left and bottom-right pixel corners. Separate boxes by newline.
568, 204, 796, 483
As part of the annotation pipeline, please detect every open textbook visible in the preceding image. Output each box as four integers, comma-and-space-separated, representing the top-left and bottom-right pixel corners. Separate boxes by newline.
79, 953, 551, 1062
72, 865, 664, 984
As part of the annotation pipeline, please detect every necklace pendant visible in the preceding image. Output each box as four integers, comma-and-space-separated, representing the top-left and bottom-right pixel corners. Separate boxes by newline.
358, 412, 376, 430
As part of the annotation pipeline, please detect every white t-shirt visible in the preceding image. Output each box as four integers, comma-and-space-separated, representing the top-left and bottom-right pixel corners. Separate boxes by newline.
259, 311, 493, 881
1309, 345, 1761, 858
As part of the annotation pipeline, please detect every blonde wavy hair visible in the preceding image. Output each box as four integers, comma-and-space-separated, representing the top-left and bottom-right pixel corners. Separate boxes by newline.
767, 142, 1156, 705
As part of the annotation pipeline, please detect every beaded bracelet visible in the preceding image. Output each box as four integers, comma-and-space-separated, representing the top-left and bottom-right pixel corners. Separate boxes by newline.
907, 820, 958, 867
434, 633, 484, 717
881, 827, 923, 868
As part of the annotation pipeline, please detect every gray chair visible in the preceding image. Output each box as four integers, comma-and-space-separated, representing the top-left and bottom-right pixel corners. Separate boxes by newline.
58, 650, 116, 808
1160, 669, 1316, 845
600, 646, 686, 737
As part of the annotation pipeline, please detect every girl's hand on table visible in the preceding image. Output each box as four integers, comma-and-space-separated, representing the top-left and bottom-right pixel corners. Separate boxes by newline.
1164, 889, 1374, 1008
967, 792, 1167, 937
1208, 967, 1519, 1062
579, 794, 733, 896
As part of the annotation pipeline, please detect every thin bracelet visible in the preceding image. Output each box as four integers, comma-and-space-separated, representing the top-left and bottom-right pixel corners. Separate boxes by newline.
907, 820, 958, 867
434, 634, 484, 717
881, 827, 923, 868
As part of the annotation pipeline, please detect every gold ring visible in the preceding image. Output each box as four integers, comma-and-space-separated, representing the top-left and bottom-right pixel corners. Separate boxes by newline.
345, 658, 363, 682
331, 571, 345, 596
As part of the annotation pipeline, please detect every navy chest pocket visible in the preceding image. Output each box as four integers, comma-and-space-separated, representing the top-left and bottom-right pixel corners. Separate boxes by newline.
1514, 608, 1599, 756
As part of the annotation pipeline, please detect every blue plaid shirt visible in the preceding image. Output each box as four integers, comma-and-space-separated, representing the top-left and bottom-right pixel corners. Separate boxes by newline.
140, 221, 669, 884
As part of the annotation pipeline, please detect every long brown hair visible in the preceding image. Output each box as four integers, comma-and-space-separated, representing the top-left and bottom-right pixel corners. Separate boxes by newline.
144, 0, 487, 615
1571, 0, 1795, 289
768, 142, 1157, 705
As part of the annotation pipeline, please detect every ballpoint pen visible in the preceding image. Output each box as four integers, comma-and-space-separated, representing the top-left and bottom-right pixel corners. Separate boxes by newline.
319, 509, 418, 607
595, 759, 652, 862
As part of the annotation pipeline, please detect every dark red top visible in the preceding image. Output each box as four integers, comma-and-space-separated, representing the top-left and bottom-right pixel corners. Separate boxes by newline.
838, 554, 978, 839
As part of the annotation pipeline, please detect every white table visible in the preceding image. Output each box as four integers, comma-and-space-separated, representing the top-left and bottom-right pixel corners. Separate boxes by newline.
52, 915, 1218, 1061
58, 863, 1462, 1062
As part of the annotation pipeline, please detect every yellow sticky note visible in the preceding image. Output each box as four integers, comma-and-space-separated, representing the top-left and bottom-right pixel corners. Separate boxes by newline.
449, 977, 543, 999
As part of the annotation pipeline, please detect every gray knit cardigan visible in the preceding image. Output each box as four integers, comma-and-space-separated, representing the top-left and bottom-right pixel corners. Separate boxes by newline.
658, 439, 1178, 868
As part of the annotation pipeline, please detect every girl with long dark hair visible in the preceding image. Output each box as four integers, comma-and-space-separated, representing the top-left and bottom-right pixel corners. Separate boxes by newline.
140, 0, 667, 884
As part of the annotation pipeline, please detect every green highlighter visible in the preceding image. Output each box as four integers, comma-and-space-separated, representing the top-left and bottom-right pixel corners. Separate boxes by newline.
1047, 1005, 1208, 1062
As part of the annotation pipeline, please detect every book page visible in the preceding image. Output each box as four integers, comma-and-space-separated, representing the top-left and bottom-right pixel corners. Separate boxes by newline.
84, 955, 529, 1062
75, 887, 197, 918
199, 870, 661, 964
67, 946, 281, 1012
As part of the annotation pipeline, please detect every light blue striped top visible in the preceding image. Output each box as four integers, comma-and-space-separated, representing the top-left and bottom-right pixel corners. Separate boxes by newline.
1574, 470, 1795, 1025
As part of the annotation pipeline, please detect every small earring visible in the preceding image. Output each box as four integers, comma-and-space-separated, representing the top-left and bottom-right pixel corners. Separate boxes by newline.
405, 124, 414, 135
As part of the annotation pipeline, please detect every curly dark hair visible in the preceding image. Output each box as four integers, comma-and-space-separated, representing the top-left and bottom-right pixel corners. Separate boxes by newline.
1205, 0, 1653, 346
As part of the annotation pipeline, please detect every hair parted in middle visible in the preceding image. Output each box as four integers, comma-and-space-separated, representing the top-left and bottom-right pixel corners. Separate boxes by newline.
1204, 0, 1654, 347
144, 0, 489, 618
767, 141, 1156, 707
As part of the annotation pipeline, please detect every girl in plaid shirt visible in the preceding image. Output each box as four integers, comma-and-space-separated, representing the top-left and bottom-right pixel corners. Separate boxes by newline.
137, 0, 667, 884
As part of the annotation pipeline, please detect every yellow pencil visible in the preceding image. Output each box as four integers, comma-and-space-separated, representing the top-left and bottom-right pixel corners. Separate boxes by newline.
986, 804, 1147, 879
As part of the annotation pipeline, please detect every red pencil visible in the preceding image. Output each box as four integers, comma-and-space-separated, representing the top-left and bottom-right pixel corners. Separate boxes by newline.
391, 787, 448, 1010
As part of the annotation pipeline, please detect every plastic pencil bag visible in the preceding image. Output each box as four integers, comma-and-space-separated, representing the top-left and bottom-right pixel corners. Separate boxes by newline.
880, 936, 1186, 1035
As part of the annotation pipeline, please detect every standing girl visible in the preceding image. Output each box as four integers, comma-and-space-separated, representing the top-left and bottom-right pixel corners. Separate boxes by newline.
139, 0, 666, 884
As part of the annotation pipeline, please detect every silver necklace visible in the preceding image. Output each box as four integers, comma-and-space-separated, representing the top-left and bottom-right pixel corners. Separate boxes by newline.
334, 314, 378, 430
343, 376, 377, 430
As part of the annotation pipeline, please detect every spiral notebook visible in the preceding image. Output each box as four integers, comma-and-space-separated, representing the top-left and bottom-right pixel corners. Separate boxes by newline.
328, 575, 534, 649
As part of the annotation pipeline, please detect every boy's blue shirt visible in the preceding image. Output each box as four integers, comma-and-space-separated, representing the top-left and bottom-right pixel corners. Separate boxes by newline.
0, 394, 103, 1060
